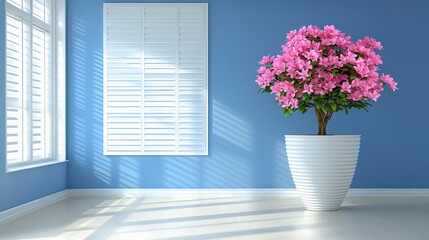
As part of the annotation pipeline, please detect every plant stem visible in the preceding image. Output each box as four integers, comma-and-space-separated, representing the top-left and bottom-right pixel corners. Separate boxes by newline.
315, 108, 333, 135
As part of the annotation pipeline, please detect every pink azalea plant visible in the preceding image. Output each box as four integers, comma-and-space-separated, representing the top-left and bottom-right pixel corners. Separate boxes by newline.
256, 25, 397, 135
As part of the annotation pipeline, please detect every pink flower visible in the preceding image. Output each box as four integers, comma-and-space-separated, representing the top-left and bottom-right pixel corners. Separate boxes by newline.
272, 56, 286, 74
297, 70, 310, 80
368, 91, 381, 101
303, 84, 314, 94
286, 30, 297, 40
256, 76, 270, 88
277, 96, 289, 105
270, 81, 283, 94
289, 98, 299, 109
256, 69, 276, 88
351, 79, 361, 88
315, 84, 326, 95
319, 57, 331, 67
381, 74, 398, 91
296, 89, 303, 98
284, 81, 297, 95
358, 36, 383, 50
354, 59, 370, 77
324, 81, 336, 92
258, 66, 267, 74
263, 70, 275, 81
322, 72, 334, 81
304, 49, 320, 61
340, 82, 352, 93
348, 91, 363, 101
259, 55, 275, 65
271, 81, 296, 95
306, 25, 321, 38
388, 81, 398, 91
340, 50, 357, 64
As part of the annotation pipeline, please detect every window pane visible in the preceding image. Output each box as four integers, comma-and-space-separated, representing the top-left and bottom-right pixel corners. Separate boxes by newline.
32, 27, 53, 161
33, 0, 51, 24
6, 108, 22, 164
32, 110, 53, 160
6, 14, 23, 104
7, 0, 30, 13
5, 15, 31, 165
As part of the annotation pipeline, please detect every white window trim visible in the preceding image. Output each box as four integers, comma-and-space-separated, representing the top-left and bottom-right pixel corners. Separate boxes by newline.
4, 0, 66, 172
7, 159, 68, 173
103, 3, 208, 156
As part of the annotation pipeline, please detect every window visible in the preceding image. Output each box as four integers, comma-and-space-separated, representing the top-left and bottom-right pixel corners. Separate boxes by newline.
5, 0, 66, 170
104, 3, 208, 155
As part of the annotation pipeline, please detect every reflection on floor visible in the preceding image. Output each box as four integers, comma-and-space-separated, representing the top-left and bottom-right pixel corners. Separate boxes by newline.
0, 196, 428, 239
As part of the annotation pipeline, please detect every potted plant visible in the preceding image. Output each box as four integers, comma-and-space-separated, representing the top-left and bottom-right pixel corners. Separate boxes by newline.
256, 25, 397, 211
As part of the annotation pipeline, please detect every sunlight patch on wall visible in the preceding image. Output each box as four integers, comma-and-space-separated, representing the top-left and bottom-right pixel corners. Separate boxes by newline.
273, 140, 294, 187
118, 158, 140, 187
162, 157, 200, 187
213, 100, 254, 152
70, 17, 88, 110
203, 149, 253, 187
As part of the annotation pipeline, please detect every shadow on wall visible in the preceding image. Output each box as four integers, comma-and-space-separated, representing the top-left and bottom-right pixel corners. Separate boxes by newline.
274, 141, 294, 187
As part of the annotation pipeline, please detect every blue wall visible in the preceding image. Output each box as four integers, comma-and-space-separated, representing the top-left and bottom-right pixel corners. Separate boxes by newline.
0, 1, 67, 211
67, 0, 429, 189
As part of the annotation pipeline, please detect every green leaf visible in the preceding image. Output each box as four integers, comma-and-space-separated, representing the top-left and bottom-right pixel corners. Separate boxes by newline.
331, 103, 337, 111
332, 69, 339, 76
302, 93, 308, 101
322, 104, 330, 113
294, 83, 300, 89
350, 73, 356, 81
282, 108, 288, 116
345, 108, 349, 115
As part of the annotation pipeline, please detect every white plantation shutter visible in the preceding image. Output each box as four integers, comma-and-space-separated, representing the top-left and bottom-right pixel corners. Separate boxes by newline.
5, 0, 66, 169
104, 3, 208, 155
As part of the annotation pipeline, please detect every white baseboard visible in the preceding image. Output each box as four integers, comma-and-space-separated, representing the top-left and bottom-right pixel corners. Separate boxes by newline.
68, 188, 429, 198
0, 190, 69, 225
2, 188, 429, 226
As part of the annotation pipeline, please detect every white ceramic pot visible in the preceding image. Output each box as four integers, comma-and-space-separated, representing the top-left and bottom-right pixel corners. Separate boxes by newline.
285, 135, 361, 211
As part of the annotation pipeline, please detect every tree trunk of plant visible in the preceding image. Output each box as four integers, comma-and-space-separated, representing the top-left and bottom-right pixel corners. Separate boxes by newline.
315, 108, 333, 135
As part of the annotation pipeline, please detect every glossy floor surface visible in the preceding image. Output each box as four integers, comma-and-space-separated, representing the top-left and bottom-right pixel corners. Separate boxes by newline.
0, 197, 428, 239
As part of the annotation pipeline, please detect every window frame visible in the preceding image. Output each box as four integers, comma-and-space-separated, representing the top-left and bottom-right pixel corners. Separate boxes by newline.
4, 0, 66, 172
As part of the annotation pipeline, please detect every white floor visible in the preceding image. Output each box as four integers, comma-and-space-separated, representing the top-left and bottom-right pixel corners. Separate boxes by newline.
0, 197, 428, 240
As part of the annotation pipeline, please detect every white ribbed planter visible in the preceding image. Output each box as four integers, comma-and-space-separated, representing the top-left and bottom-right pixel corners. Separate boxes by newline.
285, 135, 361, 211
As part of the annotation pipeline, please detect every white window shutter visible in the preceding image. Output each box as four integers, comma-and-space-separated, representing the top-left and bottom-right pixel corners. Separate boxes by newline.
104, 3, 208, 155
5, 0, 65, 169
